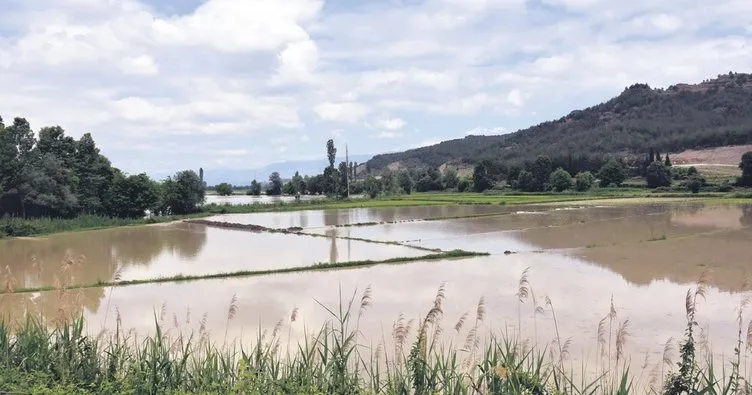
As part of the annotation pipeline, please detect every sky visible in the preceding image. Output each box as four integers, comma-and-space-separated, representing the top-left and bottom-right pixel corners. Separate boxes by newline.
1, 0, 751, 175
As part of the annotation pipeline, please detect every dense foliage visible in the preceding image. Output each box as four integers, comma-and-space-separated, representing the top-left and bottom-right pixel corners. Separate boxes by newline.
215, 182, 233, 196
366, 73, 752, 172
740, 152, 752, 187
0, 115, 204, 219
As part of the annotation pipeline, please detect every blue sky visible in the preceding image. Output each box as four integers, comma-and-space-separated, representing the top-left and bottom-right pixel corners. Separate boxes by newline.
1, 0, 751, 174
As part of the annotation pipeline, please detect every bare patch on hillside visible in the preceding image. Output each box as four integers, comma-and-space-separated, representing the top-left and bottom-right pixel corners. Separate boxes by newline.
671, 145, 752, 166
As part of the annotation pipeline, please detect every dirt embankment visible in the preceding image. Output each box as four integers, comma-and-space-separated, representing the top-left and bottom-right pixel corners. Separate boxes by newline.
671, 145, 752, 166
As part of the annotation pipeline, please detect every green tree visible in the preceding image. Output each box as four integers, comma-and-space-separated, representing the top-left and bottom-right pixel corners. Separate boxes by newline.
338, 161, 350, 197
267, 172, 283, 195
530, 155, 553, 191
326, 139, 337, 168
574, 171, 595, 192
598, 159, 627, 187
739, 152, 752, 187
291, 171, 304, 194
364, 176, 382, 198
664, 153, 672, 167
457, 179, 471, 192
398, 171, 413, 194
646, 161, 672, 188
215, 183, 233, 196
322, 167, 339, 196
442, 169, 459, 190
248, 180, 262, 196
516, 170, 536, 192
106, 173, 160, 218
73, 133, 115, 214
282, 181, 296, 195
473, 160, 496, 192
159, 170, 205, 215
549, 168, 574, 192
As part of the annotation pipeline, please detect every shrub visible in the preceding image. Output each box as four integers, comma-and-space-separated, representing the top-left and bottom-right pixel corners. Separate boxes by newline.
598, 159, 627, 187
574, 171, 595, 192
549, 168, 573, 192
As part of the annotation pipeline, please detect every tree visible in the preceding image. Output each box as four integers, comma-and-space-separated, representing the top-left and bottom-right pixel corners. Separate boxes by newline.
159, 170, 205, 215
215, 183, 233, 196
199, 168, 204, 185
739, 152, 752, 187
291, 171, 304, 194
530, 155, 553, 191
338, 161, 350, 197
322, 167, 339, 196
473, 160, 497, 192
598, 159, 627, 187
267, 172, 283, 195
646, 161, 672, 188
574, 171, 595, 192
664, 153, 672, 167
549, 168, 574, 192
516, 170, 536, 192
442, 169, 459, 190
248, 180, 262, 196
73, 133, 115, 214
282, 181, 296, 195
326, 139, 337, 168
106, 173, 160, 218
457, 179, 471, 192
397, 171, 413, 194
364, 176, 382, 198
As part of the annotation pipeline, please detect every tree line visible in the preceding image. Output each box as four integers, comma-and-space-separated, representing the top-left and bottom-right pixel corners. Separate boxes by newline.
0, 116, 205, 219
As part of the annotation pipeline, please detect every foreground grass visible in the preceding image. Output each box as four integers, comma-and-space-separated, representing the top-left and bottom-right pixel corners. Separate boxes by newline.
0, 213, 211, 239
0, 250, 487, 295
0, 272, 746, 394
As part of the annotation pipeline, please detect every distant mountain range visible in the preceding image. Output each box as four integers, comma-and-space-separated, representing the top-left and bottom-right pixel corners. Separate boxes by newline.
153, 154, 373, 186
366, 72, 752, 172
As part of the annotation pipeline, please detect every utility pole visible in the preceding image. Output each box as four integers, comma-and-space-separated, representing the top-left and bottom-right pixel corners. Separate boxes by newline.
345, 144, 350, 198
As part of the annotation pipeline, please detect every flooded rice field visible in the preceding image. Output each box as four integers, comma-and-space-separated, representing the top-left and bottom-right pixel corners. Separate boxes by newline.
1, 200, 751, 385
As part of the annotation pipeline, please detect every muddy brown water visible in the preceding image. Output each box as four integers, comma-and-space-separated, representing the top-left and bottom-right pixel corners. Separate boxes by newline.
1, 201, 751, 387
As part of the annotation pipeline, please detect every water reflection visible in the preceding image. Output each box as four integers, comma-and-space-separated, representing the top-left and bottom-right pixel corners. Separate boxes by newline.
0, 223, 207, 290
209, 204, 515, 229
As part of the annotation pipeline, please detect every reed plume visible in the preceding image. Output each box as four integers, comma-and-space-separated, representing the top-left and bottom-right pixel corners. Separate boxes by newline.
516, 267, 530, 339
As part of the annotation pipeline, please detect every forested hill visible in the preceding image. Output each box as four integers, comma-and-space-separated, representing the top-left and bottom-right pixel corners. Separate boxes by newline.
367, 72, 752, 171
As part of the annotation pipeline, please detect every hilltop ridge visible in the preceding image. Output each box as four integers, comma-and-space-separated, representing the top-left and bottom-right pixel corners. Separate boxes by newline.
366, 72, 752, 172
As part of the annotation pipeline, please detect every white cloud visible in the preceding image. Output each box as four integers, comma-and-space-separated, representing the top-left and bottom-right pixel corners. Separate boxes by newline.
2, 0, 752, 173
506, 89, 525, 108
374, 131, 404, 139
152, 0, 323, 53
314, 101, 369, 123
373, 117, 406, 131
120, 55, 158, 75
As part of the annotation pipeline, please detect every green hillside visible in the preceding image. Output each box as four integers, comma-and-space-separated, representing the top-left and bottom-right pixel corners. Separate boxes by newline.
367, 72, 752, 171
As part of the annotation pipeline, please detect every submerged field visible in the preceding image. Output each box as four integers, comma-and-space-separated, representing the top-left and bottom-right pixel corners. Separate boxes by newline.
1, 198, 752, 393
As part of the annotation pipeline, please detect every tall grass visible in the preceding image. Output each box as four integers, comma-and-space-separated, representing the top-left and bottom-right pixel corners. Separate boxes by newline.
1, 270, 751, 393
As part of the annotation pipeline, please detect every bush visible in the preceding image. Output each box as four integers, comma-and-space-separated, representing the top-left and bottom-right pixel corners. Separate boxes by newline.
718, 182, 734, 192
574, 171, 595, 192
597, 159, 627, 187
549, 168, 573, 192
215, 183, 234, 196
683, 174, 706, 194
